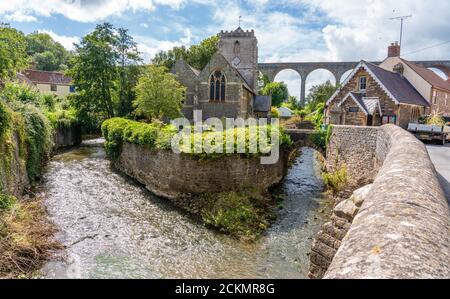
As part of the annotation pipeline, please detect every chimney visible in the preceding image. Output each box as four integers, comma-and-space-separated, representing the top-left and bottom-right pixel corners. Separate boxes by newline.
388, 42, 401, 57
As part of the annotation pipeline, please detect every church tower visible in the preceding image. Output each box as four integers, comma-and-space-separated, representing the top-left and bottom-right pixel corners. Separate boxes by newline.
218, 27, 258, 91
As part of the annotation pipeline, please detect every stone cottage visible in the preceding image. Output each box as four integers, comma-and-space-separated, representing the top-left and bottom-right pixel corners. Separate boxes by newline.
170, 27, 271, 121
379, 43, 450, 118
325, 60, 430, 129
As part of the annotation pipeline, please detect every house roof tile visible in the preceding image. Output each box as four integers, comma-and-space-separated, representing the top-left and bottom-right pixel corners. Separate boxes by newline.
400, 59, 450, 92
364, 62, 430, 107
23, 69, 72, 85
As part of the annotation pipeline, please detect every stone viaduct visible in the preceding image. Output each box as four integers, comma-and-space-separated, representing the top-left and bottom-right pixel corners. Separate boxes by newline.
258, 60, 450, 104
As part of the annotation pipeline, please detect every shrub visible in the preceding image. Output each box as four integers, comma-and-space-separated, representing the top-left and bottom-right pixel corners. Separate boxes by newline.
426, 114, 446, 127
323, 165, 348, 194
0, 83, 41, 106
309, 125, 332, 151
20, 105, 54, 184
101, 118, 292, 160
200, 190, 273, 240
271, 107, 280, 118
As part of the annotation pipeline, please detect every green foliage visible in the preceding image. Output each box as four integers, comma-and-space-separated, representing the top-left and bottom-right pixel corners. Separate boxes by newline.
67, 23, 142, 131
282, 96, 302, 112
305, 80, 338, 112
152, 35, 219, 70
116, 28, 142, 117
323, 165, 348, 194
0, 101, 11, 141
271, 107, 280, 118
102, 118, 292, 160
201, 190, 274, 240
0, 192, 17, 210
0, 25, 29, 81
426, 114, 446, 126
134, 65, 186, 121
260, 82, 289, 107
25, 31, 73, 71
309, 124, 332, 151
19, 105, 53, 184
0, 83, 41, 106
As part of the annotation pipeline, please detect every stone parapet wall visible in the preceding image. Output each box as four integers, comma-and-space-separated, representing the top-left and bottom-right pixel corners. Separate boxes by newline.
323, 125, 450, 279
326, 125, 379, 187
115, 142, 289, 206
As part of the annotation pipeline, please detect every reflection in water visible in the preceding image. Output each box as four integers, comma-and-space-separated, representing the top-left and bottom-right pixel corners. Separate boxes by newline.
40, 139, 331, 279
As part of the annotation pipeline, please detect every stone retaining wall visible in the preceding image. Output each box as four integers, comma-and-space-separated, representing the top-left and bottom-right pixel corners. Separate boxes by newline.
0, 125, 82, 196
114, 142, 290, 211
318, 125, 450, 279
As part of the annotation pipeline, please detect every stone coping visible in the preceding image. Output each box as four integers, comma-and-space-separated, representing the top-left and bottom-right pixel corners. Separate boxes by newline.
325, 125, 450, 279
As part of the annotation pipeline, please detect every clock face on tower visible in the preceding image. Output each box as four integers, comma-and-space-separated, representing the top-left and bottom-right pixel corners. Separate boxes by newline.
232, 56, 241, 67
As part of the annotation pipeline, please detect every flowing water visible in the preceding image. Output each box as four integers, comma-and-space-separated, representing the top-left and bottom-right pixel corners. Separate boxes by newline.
39, 139, 332, 279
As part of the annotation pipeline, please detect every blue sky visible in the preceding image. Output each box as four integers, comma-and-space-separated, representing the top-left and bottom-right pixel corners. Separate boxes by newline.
2, 0, 450, 97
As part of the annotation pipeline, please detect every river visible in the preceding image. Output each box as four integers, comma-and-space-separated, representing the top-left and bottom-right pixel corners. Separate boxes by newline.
39, 139, 331, 279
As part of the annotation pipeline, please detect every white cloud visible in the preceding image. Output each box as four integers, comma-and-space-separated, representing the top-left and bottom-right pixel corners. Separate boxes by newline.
39, 29, 80, 51
4, 11, 37, 22
140, 23, 149, 28
0, 0, 187, 23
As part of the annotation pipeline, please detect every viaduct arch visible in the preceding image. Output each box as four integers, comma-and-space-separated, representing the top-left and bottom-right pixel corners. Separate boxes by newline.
258, 60, 450, 105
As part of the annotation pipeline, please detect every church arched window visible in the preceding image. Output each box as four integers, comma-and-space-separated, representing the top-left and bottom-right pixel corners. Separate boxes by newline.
209, 71, 226, 101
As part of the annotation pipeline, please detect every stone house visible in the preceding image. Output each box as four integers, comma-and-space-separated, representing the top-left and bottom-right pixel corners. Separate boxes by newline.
23, 69, 74, 97
325, 60, 430, 129
170, 27, 271, 121
379, 43, 450, 118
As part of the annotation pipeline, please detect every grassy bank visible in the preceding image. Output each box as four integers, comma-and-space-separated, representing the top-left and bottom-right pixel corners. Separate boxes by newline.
0, 193, 61, 278
0, 84, 79, 278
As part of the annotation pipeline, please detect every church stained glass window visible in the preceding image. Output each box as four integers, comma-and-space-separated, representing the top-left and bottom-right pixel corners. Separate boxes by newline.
209, 71, 226, 101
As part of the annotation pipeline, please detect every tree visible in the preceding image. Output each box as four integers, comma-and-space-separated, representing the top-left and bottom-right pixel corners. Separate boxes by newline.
305, 80, 338, 112
282, 96, 302, 111
116, 28, 142, 116
0, 24, 29, 81
25, 32, 73, 71
152, 35, 219, 70
67, 23, 119, 130
134, 65, 186, 121
261, 82, 289, 107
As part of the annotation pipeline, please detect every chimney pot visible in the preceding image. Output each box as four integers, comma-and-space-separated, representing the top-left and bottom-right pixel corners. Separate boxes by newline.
388, 42, 401, 57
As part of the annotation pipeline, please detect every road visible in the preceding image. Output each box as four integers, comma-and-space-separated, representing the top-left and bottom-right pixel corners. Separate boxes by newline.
426, 143, 450, 204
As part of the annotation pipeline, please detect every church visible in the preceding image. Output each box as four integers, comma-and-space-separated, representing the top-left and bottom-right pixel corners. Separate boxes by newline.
170, 27, 271, 121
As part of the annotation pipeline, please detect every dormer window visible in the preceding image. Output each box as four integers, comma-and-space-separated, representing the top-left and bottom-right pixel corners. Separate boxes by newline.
359, 76, 367, 91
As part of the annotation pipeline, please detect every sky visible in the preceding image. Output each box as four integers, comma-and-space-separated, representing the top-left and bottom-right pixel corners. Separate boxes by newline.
1, 0, 450, 98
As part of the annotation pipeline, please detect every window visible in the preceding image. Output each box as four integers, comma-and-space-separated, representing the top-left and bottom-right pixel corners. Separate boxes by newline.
349, 107, 359, 113
382, 115, 397, 125
359, 76, 367, 91
50, 84, 57, 92
69, 85, 75, 93
209, 71, 226, 102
